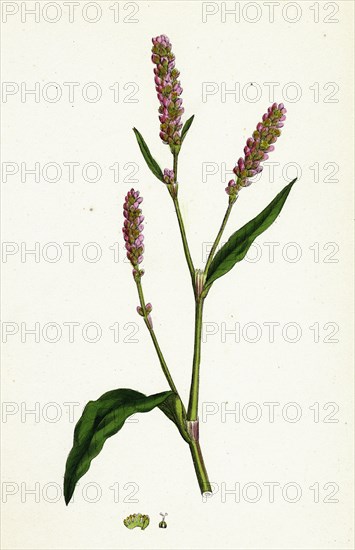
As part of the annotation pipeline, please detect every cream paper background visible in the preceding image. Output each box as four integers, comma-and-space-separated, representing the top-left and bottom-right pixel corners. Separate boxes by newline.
1, 1, 354, 549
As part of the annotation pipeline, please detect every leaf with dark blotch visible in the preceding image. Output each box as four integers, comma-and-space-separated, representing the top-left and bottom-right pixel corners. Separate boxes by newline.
64, 388, 173, 505
159, 393, 191, 443
133, 128, 165, 182
181, 115, 195, 144
205, 179, 297, 287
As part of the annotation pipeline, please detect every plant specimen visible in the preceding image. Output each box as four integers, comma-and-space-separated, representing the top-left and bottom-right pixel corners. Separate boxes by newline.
63, 35, 296, 505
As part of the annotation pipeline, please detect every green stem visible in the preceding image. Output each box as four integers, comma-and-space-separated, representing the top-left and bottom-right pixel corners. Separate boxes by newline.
204, 198, 236, 276
189, 439, 212, 494
172, 197, 195, 282
187, 297, 204, 420
171, 152, 195, 289
171, 150, 211, 494
187, 199, 236, 420
173, 150, 178, 181
135, 278, 178, 395
169, 151, 195, 284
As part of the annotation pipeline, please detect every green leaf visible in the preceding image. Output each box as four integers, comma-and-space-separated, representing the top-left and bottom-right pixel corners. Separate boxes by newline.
64, 388, 173, 505
133, 127, 165, 182
181, 115, 195, 144
206, 179, 297, 287
159, 393, 191, 443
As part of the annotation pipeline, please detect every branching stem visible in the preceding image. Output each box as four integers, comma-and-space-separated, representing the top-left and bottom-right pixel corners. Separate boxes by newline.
204, 197, 236, 276
187, 297, 204, 420
135, 278, 178, 395
171, 152, 195, 285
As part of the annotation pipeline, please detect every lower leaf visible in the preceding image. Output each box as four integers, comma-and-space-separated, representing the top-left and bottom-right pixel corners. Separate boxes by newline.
63, 388, 173, 505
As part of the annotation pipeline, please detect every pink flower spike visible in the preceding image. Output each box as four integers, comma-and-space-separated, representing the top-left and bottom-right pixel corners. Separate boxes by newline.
122, 189, 145, 277
151, 35, 184, 150
226, 102, 287, 197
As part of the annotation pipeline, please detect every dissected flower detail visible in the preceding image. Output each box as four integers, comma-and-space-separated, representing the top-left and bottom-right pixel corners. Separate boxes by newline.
123, 513, 150, 530
122, 189, 145, 277
226, 103, 287, 199
159, 512, 168, 529
151, 35, 184, 151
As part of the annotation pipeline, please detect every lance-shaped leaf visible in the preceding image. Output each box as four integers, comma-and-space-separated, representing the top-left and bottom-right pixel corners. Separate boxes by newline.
64, 388, 173, 505
133, 127, 165, 182
206, 179, 296, 287
181, 115, 195, 144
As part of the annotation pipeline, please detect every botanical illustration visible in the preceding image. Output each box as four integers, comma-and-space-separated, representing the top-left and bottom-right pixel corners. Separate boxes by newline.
63, 35, 296, 504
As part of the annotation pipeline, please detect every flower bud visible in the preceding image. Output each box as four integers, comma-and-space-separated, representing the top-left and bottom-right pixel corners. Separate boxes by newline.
163, 168, 175, 185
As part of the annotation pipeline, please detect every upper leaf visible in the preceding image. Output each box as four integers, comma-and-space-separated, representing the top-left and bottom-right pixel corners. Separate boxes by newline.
181, 115, 195, 144
64, 388, 173, 505
205, 179, 296, 287
133, 128, 165, 182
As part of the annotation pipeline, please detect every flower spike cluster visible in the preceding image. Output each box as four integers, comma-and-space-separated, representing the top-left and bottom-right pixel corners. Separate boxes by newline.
226, 102, 287, 199
151, 35, 184, 151
122, 189, 145, 278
